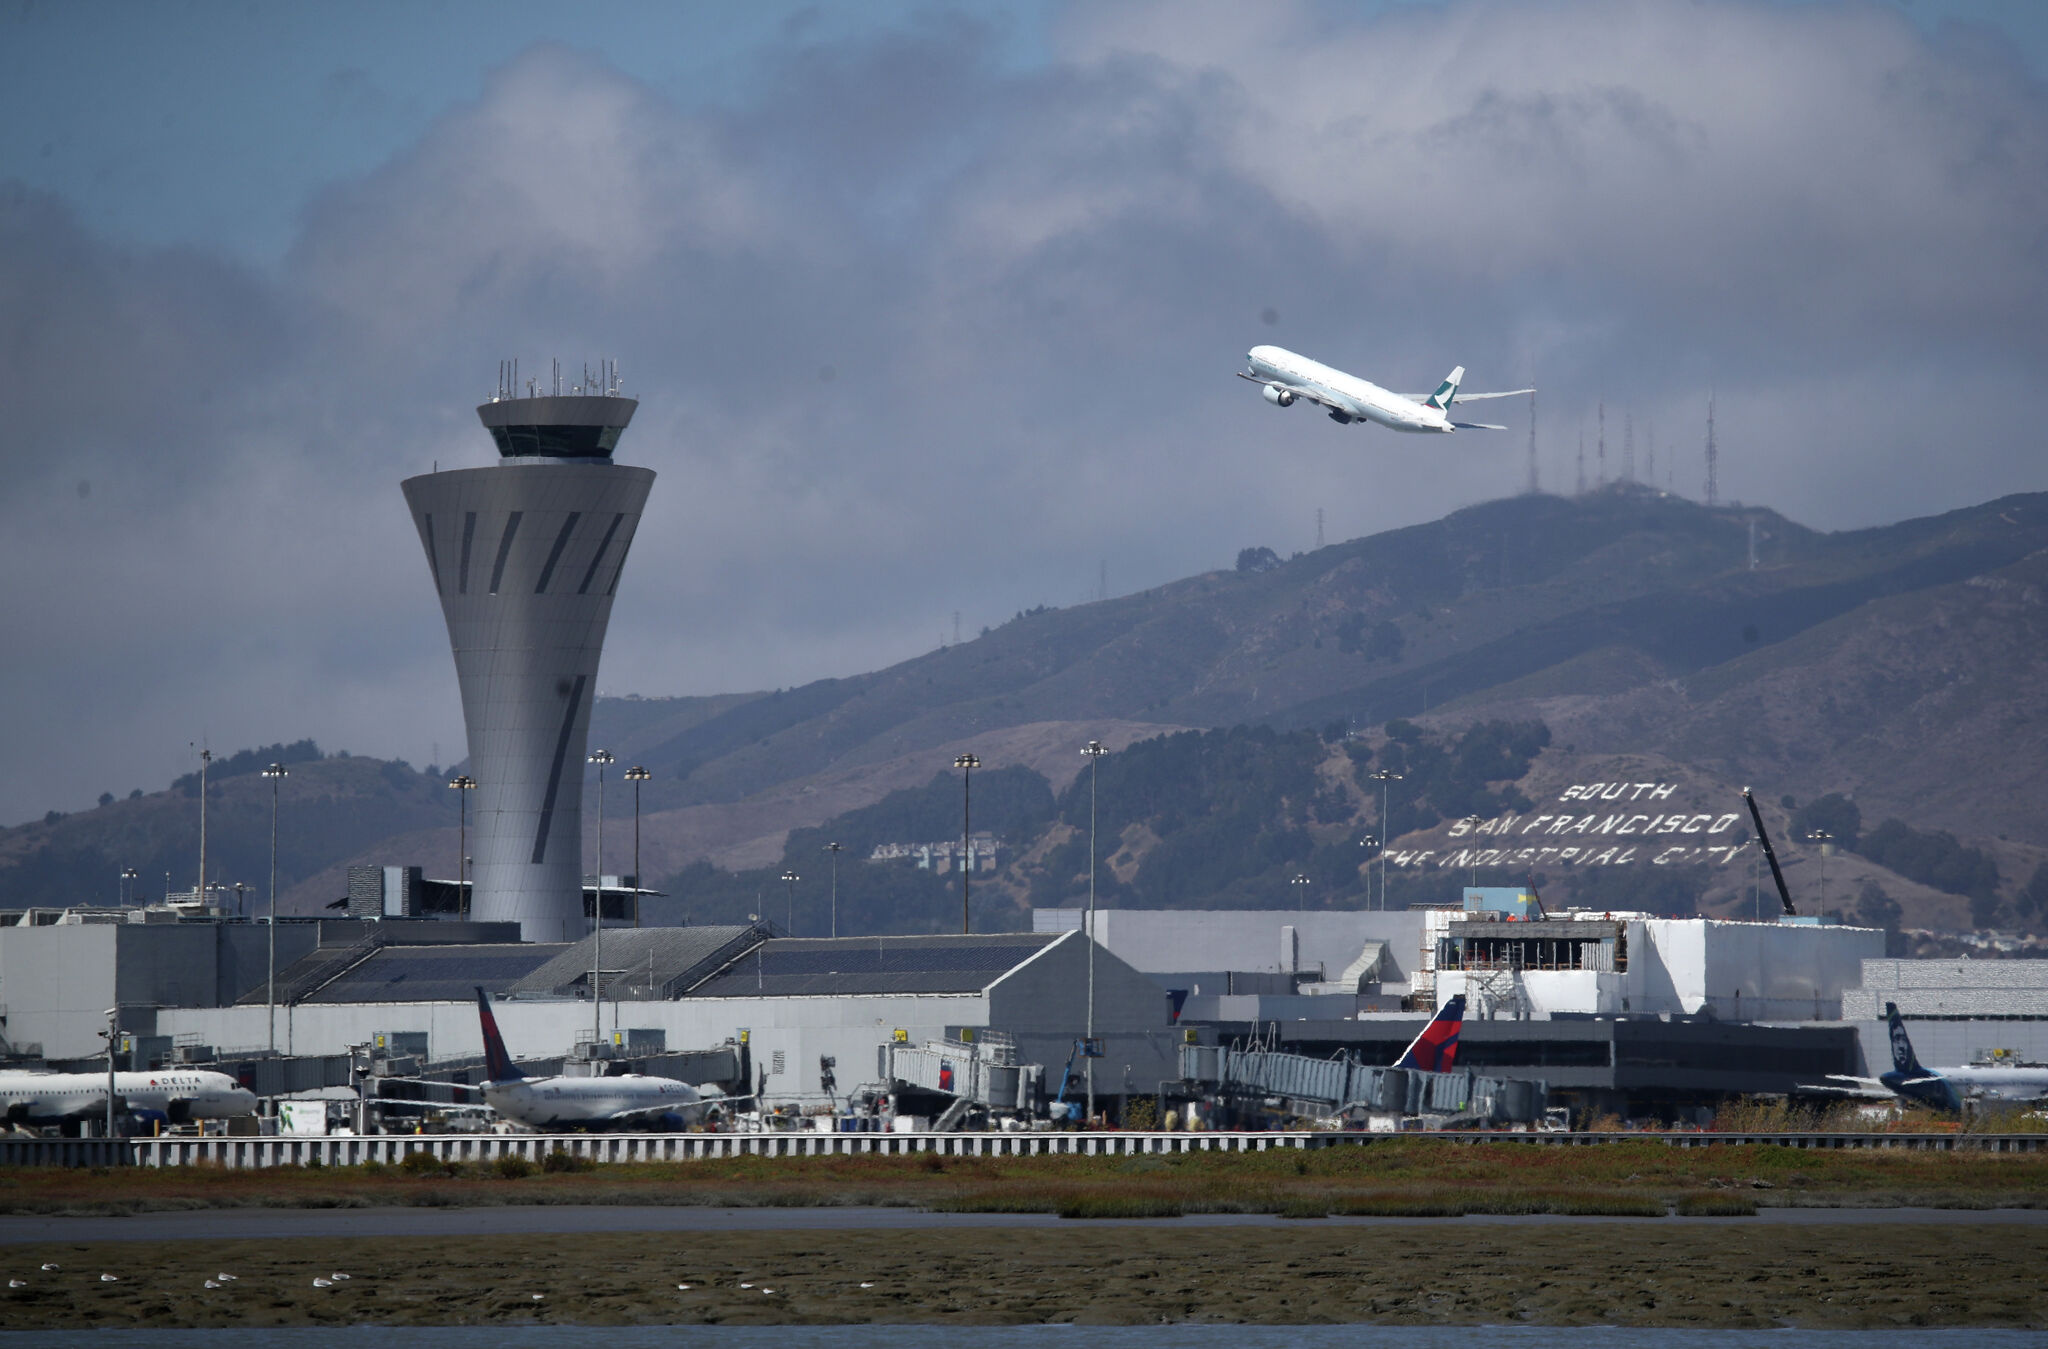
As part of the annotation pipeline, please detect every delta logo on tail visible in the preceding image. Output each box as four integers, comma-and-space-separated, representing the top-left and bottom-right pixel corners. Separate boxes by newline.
475, 987, 525, 1084
1395, 994, 1466, 1072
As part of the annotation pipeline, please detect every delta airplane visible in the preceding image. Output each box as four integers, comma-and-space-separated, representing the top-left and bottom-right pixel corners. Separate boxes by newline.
0, 1068, 255, 1132
1238, 346, 1532, 432
1395, 995, 1466, 1071
475, 988, 711, 1132
1804, 1003, 2048, 1113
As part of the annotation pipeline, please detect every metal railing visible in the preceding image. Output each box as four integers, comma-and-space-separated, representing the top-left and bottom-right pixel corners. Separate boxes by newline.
3, 1129, 2043, 1171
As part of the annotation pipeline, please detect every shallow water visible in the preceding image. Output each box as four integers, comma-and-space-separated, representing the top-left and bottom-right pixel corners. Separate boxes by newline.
8, 1328, 2045, 1348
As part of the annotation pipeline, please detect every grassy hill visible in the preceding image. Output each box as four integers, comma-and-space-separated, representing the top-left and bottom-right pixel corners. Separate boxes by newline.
6, 484, 2046, 937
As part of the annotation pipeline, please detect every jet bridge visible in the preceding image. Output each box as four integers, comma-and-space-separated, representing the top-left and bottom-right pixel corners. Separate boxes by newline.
1179, 1042, 1546, 1125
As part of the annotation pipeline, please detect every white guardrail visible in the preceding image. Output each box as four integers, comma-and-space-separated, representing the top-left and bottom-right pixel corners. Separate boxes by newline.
1, 1130, 2045, 1169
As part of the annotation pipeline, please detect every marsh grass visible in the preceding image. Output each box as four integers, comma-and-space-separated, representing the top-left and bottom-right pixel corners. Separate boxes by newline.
5, 1135, 2046, 1217
1675, 1191, 1760, 1216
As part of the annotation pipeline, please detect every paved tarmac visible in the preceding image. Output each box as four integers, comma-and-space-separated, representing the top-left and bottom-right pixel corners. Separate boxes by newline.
3, 1204, 2045, 1243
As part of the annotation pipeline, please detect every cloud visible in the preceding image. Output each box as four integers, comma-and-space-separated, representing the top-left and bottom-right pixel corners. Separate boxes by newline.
3, 2, 2045, 823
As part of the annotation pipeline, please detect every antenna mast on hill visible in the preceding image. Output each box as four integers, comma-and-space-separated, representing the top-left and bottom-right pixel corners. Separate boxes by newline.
1597, 402, 1607, 486
1622, 411, 1635, 483
1644, 419, 1655, 490
1576, 428, 1586, 495
1525, 392, 1539, 494
1704, 393, 1719, 506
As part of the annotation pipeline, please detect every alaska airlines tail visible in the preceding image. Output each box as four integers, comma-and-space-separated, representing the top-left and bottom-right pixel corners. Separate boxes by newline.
1424, 366, 1465, 411
475, 987, 525, 1083
1885, 1002, 1926, 1077
1396, 994, 1466, 1071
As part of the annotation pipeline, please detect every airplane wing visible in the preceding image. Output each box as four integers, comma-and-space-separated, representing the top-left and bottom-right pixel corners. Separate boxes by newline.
1235, 371, 1347, 413
1795, 1075, 1894, 1100
1450, 421, 1509, 431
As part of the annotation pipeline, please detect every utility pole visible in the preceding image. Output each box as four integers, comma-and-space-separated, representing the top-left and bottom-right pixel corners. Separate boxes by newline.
448, 774, 476, 919
781, 870, 800, 933
954, 754, 980, 933
1368, 770, 1403, 910
102, 1007, 119, 1139
625, 766, 651, 926
262, 763, 288, 1054
587, 749, 614, 1053
1081, 739, 1109, 1128
194, 745, 211, 910
824, 842, 843, 938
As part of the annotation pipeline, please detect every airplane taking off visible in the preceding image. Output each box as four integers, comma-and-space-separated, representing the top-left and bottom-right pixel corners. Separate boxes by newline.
0, 1068, 255, 1133
1238, 346, 1532, 432
474, 988, 711, 1132
1803, 1003, 2048, 1113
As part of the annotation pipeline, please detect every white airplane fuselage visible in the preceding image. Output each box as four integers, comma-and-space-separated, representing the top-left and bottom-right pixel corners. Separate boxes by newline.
1245, 345, 1452, 433
0, 1069, 256, 1128
481, 1072, 703, 1131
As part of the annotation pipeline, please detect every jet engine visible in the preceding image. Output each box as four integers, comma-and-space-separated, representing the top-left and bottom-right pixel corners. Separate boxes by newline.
1262, 384, 1294, 407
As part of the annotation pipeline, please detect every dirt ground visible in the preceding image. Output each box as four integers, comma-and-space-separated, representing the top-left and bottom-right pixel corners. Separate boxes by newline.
1, 1221, 2042, 1329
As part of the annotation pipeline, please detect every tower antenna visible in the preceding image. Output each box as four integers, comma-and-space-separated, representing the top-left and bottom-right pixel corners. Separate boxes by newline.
1644, 418, 1655, 490
1525, 392, 1539, 495
1596, 401, 1607, 486
1704, 392, 1719, 507
1575, 428, 1586, 496
1622, 410, 1635, 483
1315, 507, 1325, 549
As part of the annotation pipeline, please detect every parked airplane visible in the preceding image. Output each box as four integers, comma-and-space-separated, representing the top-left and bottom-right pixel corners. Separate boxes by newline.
1238, 346, 1532, 432
0, 1068, 255, 1132
1805, 1003, 2048, 1113
1395, 995, 1467, 1072
474, 988, 711, 1131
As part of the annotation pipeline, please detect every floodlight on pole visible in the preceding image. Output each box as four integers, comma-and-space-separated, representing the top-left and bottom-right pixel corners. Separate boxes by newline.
1290, 873, 1312, 911
587, 749, 614, 1052
824, 842, 843, 938
1808, 830, 1834, 914
781, 870, 800, 934
1081, 739, 1109, 1127
448, 775, 477, 919
119, 867, 137, 906
954, 753, 980, 934
260, 763, 288, 1054
1358, 836, 1377, 908
624, 767, 650, 927
1367, 770, 1403, 911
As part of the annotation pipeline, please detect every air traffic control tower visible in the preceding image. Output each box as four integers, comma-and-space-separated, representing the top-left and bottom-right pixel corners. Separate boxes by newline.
401, 364, 653, 942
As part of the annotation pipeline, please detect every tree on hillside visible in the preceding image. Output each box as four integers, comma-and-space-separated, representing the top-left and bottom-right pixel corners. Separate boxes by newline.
1791, 793, 1862, 851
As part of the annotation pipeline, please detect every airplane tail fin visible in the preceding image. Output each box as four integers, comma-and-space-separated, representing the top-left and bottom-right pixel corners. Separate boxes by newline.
1396, 994, 1466, 1071
476, 987, 525, 1083
1885, 1002, 1926, 1076
1425, 366, 1465, 411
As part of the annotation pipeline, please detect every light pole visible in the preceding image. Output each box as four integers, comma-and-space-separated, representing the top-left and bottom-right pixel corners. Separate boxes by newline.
625, 767, 651, 927
232, 881, 248, 919
1358, 836, 1377, 908
448, 775, 476, 919
1368, 770, 1403, 911
781, 870, 800, 934
587, 749, 614, 1052
1081, 739, 1109, 1127
954, 753, 980, 934
824, 842, 843, 938
194, 745, 212, 908
1291, 873, 1312, 912
119, 867, 137, 906
261, 763, 288, 1054
1808, 830, 1833, 915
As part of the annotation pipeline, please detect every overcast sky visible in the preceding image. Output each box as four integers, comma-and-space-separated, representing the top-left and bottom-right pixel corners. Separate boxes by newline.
3, 0, 2045, 824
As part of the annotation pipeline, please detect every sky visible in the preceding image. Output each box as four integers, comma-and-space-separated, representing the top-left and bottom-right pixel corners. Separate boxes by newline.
2, 0, 2045, 824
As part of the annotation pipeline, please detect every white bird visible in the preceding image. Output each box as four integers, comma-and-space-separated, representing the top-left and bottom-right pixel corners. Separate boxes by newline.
330, 1273, 350, 1281
204, 1280, 220, 1290
761, 1288, 775, 1295
312, 1278, 332, 1289
859, 1281, 876, 1289
676, 1284, 692, 1291
8, 1280, 25, 1289
530, 1293, 545, 1301
216, 1273, 238, 1282
739, 1282, 753, 1289
39, 1263, 58, 1272
99, 1274, 119, 1283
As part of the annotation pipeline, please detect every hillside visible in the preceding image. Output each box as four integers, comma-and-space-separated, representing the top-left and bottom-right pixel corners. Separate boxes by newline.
5, 485, 2046, 937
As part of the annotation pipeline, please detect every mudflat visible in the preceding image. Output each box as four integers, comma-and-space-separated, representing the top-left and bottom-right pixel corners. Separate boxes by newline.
1, 1222, 2042, 1329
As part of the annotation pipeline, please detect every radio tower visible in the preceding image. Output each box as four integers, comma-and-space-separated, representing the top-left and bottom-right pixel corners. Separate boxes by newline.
1596, 402, 1607, 485
1704, 393, 1719, 507
1315, 507, 1325, 549
1644, 418, 1655, 489
1621, 411, 1635, 483
1576, 428, 1586, 495
1525, 392, 1539, 494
